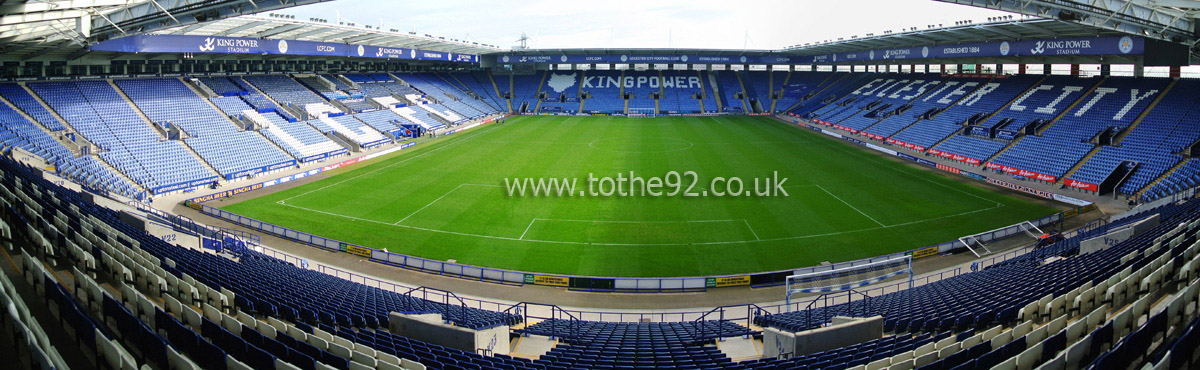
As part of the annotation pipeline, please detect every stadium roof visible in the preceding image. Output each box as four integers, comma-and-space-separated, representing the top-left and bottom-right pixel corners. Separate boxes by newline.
1, 0, 331, 60
1, 0, 495, 61
776, 18, 1151, 65
938, 0, 1200, 63
160, 14, 500, 55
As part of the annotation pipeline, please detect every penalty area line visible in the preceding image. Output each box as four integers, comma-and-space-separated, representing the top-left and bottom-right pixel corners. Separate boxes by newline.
817, 184, 886, 227
394, 183, 504, 225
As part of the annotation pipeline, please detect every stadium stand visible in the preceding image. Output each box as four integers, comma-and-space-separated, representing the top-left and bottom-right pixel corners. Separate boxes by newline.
248, 110, 347, 162
829, 75, 944, 132
113, 78, 296, 179
393, 73, 498, 118
657, 70, 705, 113
579, 70, 625, 113
1068, 79, 1200, 194
243, 75, 342, 118
308, 116, 389, 148
884, 77, 999, 150
504, 72, 545, 113
464, 71, 508, 111
6, 150, 1200, 370
623, 71, 660, 113
27, 80, 217, 194
353, 110, 410, 137
0, 83, 66, 131
788, 72, 881, 117
990, 77, 1168, 181
715, 70, 747, 113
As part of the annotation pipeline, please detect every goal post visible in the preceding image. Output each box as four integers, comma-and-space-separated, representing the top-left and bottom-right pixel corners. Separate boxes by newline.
784, 255, 912, 305
626, 108, 657, 117
958, 220, 1048, 257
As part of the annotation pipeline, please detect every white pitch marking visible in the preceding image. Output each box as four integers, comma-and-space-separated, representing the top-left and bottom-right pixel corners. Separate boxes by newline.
279, 124, 502, 204
775, 119, 1003, 205
276, 201, 1001, 246
535, 218, 742, 224
394, 183, 502, 225
817, 184, 886, 227
519, 218, 540, 240
743, 219, 761, 241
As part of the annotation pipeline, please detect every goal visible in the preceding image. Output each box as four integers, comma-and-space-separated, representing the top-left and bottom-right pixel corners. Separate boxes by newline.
784, 255, 912, 305
627, 108, 657, 117
957, 221, 1046, 257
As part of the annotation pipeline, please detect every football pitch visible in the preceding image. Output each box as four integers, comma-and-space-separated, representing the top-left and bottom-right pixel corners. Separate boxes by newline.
219, 115, 1061, 277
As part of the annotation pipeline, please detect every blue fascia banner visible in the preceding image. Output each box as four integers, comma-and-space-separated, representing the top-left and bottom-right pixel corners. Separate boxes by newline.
90, 34, 479, 63
496, 54, 799, 64
494, 36, 1143, 65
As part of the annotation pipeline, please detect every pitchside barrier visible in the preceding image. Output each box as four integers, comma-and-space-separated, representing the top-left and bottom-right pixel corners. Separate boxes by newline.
194, 202, 1063, 293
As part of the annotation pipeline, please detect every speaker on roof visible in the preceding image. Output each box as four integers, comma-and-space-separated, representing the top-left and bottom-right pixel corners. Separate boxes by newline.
1057, 11, 1081, 21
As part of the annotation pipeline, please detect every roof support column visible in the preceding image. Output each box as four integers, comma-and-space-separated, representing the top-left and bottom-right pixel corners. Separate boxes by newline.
1018, 64, 1027, 75
1070, 64, 1080, 77
1170, 66, 1181, 78
1100, 64, 1111, 77
1134, 61, 1144, 77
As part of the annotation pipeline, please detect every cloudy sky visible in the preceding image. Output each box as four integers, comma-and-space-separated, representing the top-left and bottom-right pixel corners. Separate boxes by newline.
287, 0, 1016, 50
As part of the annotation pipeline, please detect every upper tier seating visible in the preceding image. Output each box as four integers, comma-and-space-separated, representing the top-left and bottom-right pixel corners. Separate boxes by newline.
888, 77, 1029, 150
247, 110, 346, 162
197, 76, 248, 96
623, 71, 659, 112
991, 77, 1167, 179
1068, 79, 1200, 194
716, 71, 746, 112
658, 70, 705, 113
308, 116, 388, 147
115, 78, 294, 179
243, 75, 327, 107
352, 110, 407, 136
788, 72, 881, 116
832, 75, 944, 132
114, 78, 239, 138
27, 80, 215, 192
0, 83, 65, 131
579, 70, 625, 113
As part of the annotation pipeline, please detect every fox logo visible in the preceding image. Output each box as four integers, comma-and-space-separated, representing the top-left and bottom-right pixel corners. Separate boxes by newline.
199, 38, 216, 52
1030, 41, 1046, 55
546, 73, 576, 93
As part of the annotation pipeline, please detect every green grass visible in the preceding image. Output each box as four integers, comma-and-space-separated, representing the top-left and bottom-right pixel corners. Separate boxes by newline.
220, 116, 1060, 277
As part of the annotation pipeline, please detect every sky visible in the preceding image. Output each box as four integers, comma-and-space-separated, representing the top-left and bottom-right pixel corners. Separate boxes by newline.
286, 0, 1017, 50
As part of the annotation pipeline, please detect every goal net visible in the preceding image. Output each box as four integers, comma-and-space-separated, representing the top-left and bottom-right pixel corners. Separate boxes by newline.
785, 255, 912, 304
627, 108, 657, 117
958, 221, 1046, 257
